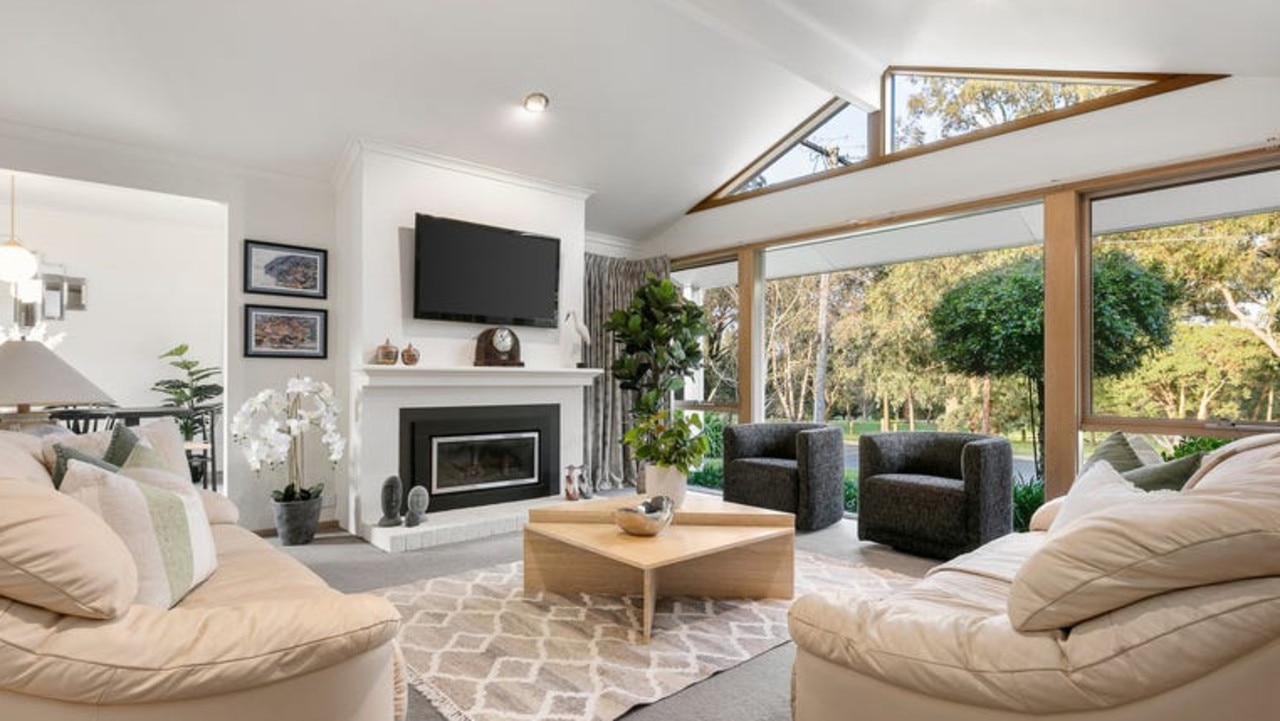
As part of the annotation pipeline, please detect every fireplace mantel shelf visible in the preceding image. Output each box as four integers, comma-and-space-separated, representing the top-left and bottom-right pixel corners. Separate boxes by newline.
356, 365, 601, 389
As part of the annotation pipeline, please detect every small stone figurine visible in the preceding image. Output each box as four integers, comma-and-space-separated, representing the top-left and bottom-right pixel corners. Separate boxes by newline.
377, 475, 403, 527
563, 465, 580, 501
404, 486, 429, 527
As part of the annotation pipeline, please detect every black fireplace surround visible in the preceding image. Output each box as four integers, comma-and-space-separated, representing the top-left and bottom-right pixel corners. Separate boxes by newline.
399, 404, 559, 512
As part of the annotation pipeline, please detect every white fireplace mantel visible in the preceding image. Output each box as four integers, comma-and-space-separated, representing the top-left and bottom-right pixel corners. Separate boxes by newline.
356, 365, 601, 389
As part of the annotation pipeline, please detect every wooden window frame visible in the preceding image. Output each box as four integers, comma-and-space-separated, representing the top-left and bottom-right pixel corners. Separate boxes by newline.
690, 67, 1224, 214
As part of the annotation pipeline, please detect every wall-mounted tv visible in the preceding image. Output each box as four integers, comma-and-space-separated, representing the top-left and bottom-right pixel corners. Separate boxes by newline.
413, 214, 560, 328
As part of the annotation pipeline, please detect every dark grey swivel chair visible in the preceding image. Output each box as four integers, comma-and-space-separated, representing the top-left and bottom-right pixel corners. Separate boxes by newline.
723, 423, 845, 531
857, 432, 1013, 560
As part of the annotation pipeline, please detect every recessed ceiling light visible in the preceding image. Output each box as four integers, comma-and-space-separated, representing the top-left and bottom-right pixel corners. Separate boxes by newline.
522, 92, 550, 114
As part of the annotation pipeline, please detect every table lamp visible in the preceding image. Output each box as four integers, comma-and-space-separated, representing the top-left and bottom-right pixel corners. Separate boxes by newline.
0, 339, 113, 425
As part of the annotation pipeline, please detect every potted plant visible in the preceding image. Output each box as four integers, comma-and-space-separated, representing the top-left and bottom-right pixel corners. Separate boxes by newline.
605, 274, 709, 506
151, 344, 223, 485
231, 376, 345, 545
151, 344, 224, 437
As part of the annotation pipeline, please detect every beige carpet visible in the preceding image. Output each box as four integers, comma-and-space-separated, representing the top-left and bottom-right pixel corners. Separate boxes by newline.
375, 550, 922, 721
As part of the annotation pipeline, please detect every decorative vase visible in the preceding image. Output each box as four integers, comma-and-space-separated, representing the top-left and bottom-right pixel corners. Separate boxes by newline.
564, 467, 579, 501
645, 464, 688, 508
272, 496, 323, 546
400, 343, 420, 366
373, 338, 399, 365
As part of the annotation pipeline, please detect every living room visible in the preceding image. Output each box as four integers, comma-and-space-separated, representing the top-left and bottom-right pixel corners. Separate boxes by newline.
1, 2, 1280, 720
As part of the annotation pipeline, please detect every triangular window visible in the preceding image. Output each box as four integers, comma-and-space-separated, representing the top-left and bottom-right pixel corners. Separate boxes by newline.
695, 68, 1220, 211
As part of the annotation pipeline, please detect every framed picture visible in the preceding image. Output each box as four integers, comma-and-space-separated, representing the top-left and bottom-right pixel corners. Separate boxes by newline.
243, 239, 328, 299
244, 305, 328, 359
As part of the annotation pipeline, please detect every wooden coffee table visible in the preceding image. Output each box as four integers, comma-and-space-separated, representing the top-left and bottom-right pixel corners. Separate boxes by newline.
523, 494, 795, 642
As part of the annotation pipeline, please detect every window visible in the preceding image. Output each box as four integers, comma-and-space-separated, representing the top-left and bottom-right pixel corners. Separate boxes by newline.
730, 101, 869, 195
694, 67, 1216, 211
1088, 168, 1280, 431
887, 69, 1149, 152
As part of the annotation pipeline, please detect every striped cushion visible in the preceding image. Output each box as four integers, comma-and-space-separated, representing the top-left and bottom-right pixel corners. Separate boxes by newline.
61, 460, 217, 608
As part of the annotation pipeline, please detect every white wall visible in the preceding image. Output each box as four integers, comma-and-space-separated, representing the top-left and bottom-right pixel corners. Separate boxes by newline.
1, 189, 225, 406
0, 120, 337, 532
335, 140, 592, 530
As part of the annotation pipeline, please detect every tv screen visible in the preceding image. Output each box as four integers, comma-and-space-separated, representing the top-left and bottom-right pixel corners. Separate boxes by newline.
413, 214, 560, 328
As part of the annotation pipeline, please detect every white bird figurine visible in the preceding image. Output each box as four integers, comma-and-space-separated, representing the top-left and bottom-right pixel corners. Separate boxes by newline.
565, 310, 591, 346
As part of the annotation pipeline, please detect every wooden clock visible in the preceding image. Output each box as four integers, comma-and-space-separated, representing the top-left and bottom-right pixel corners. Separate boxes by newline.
474, 326, 524, 366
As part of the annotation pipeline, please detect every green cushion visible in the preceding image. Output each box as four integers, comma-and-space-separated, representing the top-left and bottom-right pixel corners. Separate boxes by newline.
1083, 431, 1145, 474
51, 445, 120, 489
103, 425, 141, 466
1122, 452, 1203, 492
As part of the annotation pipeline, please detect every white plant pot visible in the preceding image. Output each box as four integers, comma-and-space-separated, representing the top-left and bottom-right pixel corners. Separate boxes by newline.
645, 464, 688, 508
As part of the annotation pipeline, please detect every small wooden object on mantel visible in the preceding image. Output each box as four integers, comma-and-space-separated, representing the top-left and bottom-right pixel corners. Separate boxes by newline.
373, 338, 399, 365
474, 326, 523, 367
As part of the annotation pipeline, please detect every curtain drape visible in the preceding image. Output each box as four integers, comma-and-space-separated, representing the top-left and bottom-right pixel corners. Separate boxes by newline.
583, 253, 670, 490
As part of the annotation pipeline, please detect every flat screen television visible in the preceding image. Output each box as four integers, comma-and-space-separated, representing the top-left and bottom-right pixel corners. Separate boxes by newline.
413, 213, 560, 328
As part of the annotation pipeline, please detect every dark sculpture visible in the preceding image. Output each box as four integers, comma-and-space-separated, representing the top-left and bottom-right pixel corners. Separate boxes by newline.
377, 475, 403, 527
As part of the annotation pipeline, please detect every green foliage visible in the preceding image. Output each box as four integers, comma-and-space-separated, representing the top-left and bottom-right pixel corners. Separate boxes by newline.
843, 473, 859, 513
151, 344, 223, 440
623, 411, 709, 475
605, 274, 708, 418
1090, 249, 1181, 377
1163, 436, 1230, 462
1012, 477, 1045, 532
701, 412, 726, 458
687, 458, 724, 490
272, 481, 324, 503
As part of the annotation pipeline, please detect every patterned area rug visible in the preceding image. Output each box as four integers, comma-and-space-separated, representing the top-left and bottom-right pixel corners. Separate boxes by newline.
375, 551, 921, 721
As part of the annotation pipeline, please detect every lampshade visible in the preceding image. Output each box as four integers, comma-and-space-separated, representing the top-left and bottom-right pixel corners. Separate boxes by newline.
0, 340, 113, 412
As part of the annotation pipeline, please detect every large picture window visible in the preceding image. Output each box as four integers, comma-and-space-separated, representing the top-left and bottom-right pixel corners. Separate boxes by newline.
1087, 168, 1280, 432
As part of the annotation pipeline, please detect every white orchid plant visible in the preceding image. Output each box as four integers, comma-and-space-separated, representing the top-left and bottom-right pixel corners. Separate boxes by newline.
231, 376, 345, 502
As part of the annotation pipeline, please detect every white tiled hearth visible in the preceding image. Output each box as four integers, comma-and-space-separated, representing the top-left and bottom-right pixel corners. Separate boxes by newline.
349, 365, 601, 548
366, 496, 567, 553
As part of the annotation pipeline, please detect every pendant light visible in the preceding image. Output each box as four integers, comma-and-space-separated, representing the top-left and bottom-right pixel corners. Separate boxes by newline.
0, 176, 38, 283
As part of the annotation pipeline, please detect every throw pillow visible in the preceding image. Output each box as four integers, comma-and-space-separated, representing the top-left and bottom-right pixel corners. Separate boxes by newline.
1009, 486, 1280, 632
0, 479, 138, 618
61, 460, 217, 608
0, 430, 59, 488
1048, 461, 1148, 535
103, 423, 141, 466
1081, 431, 1146, 474
134, 417, 193, 479
50, 443, 120, 489
1121, 452, 1203, 492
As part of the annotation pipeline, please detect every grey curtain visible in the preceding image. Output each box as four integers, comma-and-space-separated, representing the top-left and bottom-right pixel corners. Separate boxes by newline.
584, 253, 670, 490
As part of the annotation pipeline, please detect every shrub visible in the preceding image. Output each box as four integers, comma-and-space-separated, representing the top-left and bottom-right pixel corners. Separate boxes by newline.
1012, 476, 1045, 532
688, 458, 724, 490
1163, 435, 1230, 461
843, 473, 859, 513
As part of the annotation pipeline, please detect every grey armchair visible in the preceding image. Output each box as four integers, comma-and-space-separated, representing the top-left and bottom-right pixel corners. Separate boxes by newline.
857, 431, 1012, 560
723, 423, 845, 531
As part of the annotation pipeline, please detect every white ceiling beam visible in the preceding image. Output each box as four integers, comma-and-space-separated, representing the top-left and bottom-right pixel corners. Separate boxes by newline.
661, 0, 885, 109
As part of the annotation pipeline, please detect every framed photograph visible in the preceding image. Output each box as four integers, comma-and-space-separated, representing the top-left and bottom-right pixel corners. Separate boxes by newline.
244, 305, 328, 359
243, 239, 328, 298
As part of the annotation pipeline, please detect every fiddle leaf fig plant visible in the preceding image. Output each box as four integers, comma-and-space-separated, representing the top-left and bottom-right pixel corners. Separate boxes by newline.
605, 274, 709, 471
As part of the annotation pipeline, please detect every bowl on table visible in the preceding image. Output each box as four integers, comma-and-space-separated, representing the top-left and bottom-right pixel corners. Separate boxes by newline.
613, 495, 675, 536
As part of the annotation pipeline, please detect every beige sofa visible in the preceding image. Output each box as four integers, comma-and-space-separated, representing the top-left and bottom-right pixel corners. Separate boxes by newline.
790, 433, 1280, 721
0, 425, 405, 720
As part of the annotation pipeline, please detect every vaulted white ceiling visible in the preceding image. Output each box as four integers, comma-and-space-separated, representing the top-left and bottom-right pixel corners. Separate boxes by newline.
0, 1, 1276, 242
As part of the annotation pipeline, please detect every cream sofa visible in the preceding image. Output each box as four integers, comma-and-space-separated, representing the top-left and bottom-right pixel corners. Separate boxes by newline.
0, 425, 405, 721
790, 433, 1280, 721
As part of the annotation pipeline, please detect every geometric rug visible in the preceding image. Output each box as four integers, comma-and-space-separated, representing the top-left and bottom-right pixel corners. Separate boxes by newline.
374, 551, 922, 721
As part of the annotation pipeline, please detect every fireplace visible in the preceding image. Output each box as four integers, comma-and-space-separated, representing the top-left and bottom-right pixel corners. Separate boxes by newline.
400, 404, 559, 512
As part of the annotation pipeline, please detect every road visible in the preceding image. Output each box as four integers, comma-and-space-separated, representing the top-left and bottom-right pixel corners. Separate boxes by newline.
842, 443, 1039, 483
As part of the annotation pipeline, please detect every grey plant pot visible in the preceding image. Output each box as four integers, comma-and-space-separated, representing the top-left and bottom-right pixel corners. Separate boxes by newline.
272, 496, 323, 546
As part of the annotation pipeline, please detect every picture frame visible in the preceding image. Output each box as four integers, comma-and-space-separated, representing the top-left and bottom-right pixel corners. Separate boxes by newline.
243, 239, 328, 299
244, 304, 328, 359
